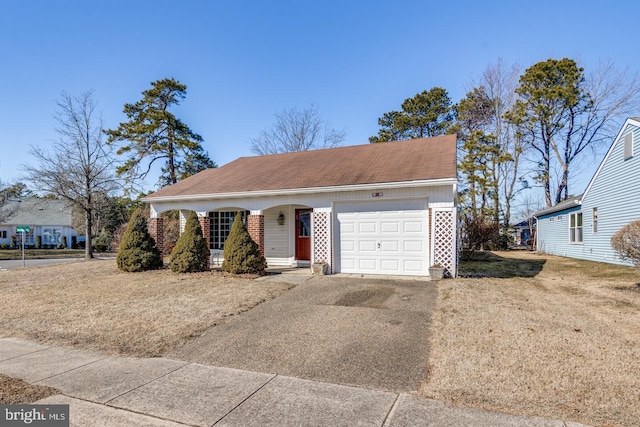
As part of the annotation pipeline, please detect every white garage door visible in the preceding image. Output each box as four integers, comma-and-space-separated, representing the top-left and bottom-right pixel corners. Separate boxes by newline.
335, 199, 429, 276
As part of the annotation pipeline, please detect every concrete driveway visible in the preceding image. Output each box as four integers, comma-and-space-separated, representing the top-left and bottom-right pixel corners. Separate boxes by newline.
168, 274, 436, 393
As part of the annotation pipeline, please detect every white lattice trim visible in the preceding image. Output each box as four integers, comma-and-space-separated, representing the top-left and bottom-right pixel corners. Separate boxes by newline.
311, 210, 331, 272
431, 208, 456, 277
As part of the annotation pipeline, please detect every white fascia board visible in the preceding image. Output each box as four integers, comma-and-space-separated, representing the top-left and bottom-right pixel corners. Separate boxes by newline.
143, 178, 457, 203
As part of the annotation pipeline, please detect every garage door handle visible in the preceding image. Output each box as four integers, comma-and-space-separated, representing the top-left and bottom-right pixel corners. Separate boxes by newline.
377, 242, 381, 249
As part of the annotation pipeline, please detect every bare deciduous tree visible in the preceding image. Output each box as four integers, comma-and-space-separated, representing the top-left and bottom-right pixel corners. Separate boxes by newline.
22, 91, 118, 259
250, 104, 346, 155
479, 59, 523, 228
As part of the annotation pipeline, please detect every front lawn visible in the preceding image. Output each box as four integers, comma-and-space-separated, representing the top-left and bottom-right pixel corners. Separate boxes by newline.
421, 251, 640, 427
0, 260, 295, 357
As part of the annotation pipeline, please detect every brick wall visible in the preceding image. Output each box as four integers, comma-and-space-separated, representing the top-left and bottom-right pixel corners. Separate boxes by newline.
198, 215, 211, 248
247, 214, 265, 256
148, 217, 164, 254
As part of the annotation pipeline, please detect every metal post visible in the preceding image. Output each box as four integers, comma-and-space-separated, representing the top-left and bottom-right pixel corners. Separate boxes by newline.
22, 231, 25, 267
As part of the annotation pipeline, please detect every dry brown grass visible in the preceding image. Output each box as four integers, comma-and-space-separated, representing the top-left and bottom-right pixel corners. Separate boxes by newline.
0, 375, 59, 404
0, 260, 295, 357
421, 251, 640, 427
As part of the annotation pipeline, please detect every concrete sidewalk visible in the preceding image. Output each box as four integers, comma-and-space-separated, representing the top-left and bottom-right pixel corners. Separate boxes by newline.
0, 338, 587, 427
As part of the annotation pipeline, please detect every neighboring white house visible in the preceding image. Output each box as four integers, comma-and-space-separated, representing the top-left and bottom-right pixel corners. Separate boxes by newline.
0, 199, 78, 248
535, 117, 640, 265
143, 135, 458, 277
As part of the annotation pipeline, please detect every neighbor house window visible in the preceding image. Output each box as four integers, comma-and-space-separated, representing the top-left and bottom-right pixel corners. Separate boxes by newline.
43, 228, 62, 245
570, 212, 583, 243
209, 211, 248, 250
624, 133, 633, 159
592, 208, 598, 233
0, 230, 6, 239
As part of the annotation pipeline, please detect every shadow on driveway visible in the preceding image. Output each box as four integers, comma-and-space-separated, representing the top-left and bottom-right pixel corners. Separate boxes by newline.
167, 275, 436, 393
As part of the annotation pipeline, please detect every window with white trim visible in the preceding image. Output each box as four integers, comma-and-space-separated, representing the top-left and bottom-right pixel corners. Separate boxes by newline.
43, 228, 62, 245
624, 133, 633, 159
592, 208, 598, 233
569, 212, 583, 243
0, 230, 6, 239
209, 210, 249, 250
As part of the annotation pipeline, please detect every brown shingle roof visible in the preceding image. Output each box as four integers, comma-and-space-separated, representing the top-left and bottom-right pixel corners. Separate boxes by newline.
146, 135, 456, 199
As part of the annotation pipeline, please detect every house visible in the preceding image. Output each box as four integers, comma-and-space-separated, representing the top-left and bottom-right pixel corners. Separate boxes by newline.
535, 117, 640, 265
0, 199, 78, 248
512, 218, 536, 247
143, 135, 458, 277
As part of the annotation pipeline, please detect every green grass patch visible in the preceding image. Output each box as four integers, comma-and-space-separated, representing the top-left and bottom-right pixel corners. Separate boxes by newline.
458, 250, 546, 278
0, 249, 85, 260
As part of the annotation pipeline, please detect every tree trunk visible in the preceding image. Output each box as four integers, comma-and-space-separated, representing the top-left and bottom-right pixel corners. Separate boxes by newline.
85, 209, 93, 260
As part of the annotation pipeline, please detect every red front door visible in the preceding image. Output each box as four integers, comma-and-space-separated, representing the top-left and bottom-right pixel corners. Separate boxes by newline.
295, 209, 312, 261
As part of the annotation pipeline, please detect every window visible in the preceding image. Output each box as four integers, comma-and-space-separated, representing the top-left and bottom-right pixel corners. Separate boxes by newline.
592, 208, 598, 233
209, 211, 248, 250
0, 230, 6, 239
43, 228, 62, 245
624, 133, 633, 159
570, 212, 583, 243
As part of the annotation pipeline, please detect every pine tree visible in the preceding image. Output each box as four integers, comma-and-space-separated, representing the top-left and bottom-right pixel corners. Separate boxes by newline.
116, 209, 163, 272
105, 78, 214, 186
169, 211, 210, 273
221, 213, 267, 274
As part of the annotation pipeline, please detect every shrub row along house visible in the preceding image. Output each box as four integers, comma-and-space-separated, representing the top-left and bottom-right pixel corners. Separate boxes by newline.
535, 117, 640, 265
143, 135, 458, 277
0, 199, 77, 249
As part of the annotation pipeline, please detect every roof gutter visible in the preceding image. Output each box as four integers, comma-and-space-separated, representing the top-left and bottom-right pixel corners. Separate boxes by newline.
142, 178, 458, 203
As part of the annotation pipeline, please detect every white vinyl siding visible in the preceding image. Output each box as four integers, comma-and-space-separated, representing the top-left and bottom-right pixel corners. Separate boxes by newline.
264, 206, 293, 258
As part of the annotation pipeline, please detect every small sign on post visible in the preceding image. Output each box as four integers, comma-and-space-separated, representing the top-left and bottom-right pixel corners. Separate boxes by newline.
16, 226, 30, 267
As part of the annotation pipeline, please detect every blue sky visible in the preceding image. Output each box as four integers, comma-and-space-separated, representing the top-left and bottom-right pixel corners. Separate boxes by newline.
1, 0, 638, 202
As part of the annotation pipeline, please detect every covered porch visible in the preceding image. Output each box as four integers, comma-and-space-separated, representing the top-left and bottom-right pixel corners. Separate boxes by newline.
148, 202, 332, 270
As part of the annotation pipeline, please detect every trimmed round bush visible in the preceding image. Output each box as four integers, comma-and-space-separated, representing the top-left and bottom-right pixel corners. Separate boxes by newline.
221, 212, 267, 274
117, 209, 163, 272
169, 211, 210, 273
611, 219, 640, 269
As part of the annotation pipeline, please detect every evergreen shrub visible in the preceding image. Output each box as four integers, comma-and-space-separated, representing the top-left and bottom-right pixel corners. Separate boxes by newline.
169, 211, 210, 273
221, 212, 267, 274
116, 208, 163, 272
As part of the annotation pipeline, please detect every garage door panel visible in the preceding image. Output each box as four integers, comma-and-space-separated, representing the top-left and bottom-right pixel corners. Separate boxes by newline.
341, 258, 355, 269
381, 259, 400, 272
336, 199, 429, 276
341, 222, 356, 234
380, 241, 399, 252
381, 222, 399, 233
403, 259, 426, 272
341, 240, 355, 252
358, 259, 377, 270
403, 240, 423, 252
358, 222, 377, 233
359, 240, 377, 252
403, 221, 424, 233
